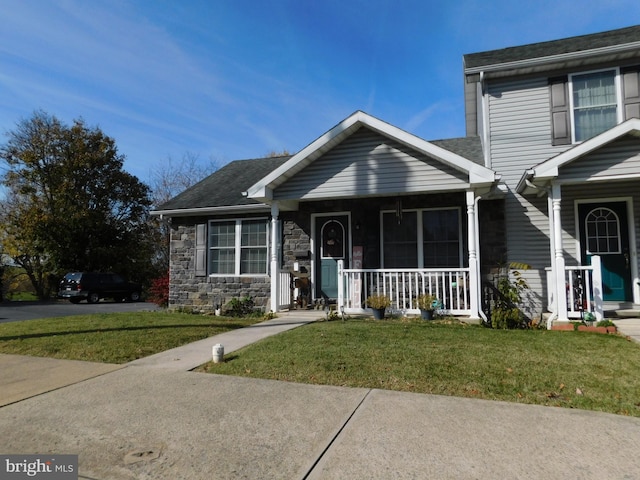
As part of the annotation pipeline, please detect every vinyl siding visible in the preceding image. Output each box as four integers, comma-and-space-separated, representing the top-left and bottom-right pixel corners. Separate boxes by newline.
559, 136, 640, 182
273, 128, 469, 201
487, 78, 572, 310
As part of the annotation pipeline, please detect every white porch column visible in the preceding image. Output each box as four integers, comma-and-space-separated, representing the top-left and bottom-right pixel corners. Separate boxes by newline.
270, 202, 280, 313
466, 191, 480, 319
591, 255, 604, 321
551, 184, 568, 322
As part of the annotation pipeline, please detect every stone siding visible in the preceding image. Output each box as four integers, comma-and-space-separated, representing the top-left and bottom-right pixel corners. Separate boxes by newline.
169, 219, 270, 313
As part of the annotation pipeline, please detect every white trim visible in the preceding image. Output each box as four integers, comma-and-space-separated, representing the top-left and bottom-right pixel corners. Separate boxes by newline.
568, 67, 622, 144
574, 197, 638, 304
464, 41, 640, 76
246, 111, 496, 202
310, 212, 352, 302
379, 206, 463, 269
208, 217, 270, 277
517, 118, 640, 192
151, 204, 271, 217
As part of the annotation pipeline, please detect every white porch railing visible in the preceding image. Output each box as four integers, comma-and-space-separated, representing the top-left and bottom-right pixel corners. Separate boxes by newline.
339, 267, 471, 315
277, 271, 292, 310
564, 256, 604, 320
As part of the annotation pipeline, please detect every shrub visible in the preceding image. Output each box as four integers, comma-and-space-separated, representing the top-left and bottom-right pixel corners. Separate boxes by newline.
224, 296, 257, 317
148, 273, 169, 308
416, 294, 439, 310
366, 294, 391, 309
490, 265, 530, 329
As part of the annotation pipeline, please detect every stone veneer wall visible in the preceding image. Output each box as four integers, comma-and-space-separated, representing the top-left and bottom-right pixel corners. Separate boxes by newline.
281, 213, 311, 274
169, 219, 270, 313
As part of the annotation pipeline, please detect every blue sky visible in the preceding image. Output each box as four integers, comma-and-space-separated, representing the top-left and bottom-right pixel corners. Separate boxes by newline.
1, 0, 639, 185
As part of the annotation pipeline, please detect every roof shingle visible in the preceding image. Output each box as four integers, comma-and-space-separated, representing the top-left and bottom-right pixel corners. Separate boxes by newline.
464, 25, 640, 70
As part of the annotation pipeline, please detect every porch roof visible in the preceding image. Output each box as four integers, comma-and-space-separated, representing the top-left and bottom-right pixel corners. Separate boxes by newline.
245, 111, 498, 203
516, 118, 640, 195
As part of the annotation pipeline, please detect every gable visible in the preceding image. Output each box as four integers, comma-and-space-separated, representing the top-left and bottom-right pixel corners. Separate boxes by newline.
273, 128, 469, 200
558, 134, 640, 183
517, 118, 640, 193
247, 111, 496, 203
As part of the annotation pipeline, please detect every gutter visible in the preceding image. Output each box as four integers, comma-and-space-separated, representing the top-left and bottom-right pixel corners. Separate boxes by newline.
151, 203, 272, 218
465, 41, 640, 76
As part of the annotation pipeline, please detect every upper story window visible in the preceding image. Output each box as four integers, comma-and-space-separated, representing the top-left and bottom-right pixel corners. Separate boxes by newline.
550, 66, 639, 146
209, 219, 269, 275
570, 69, 621, 142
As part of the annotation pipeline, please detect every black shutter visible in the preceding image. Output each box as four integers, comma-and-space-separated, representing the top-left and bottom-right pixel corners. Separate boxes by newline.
549, 76, 571, 145
195, 223, 207, 277
622, 66, 640, 120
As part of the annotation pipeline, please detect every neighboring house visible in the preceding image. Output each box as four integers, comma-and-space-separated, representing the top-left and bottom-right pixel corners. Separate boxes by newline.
153, 25, 640, 325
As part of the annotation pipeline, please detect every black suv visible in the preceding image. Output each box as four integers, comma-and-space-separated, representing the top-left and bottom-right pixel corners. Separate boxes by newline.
58, 272, 142, 304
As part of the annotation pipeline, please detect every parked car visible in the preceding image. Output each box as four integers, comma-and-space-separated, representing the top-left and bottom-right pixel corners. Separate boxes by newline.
58, 272, 142, 304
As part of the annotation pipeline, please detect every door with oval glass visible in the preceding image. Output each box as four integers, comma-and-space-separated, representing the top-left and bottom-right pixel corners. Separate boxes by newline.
315, 215, 349, 301
578, 201, 633, 302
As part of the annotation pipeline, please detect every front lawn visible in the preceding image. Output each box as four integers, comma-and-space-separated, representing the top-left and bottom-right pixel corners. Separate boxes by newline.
0, 312, 259, 363
199, 318, 640, 417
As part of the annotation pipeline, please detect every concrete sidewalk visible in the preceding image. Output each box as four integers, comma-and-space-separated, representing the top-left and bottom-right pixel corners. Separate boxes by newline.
127, 310, 322, 370
1, 312, 640, 479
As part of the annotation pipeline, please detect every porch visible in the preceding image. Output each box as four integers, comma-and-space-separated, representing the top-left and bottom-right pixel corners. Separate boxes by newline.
279, 264, 475, 317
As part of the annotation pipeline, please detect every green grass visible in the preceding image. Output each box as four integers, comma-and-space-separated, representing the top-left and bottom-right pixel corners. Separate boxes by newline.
198, 318, 640, 417
0, 312, 259, 363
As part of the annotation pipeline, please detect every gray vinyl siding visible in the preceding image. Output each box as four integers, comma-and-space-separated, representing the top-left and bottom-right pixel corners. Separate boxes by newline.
273, 128, 469, 201
487, 77, 573, 311
559, 136, 640, 182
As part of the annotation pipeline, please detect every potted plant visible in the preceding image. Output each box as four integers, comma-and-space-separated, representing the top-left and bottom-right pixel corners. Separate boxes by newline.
366, 294, 391, 320
416, 294, 438, 320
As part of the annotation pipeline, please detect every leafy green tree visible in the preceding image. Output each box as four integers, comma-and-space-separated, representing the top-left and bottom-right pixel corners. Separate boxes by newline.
0, 111, 154, 299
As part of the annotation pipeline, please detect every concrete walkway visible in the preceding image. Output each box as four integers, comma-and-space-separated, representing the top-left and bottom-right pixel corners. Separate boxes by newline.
1, 312, 640, 479
127, 310, 322, 370
613, 317, 640, 343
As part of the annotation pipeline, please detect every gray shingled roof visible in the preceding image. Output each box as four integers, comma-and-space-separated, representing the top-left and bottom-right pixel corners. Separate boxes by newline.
464, 25, 640, 69
157, 135, 485, 212
431, 136, 484, 165
157, 155, 291, 211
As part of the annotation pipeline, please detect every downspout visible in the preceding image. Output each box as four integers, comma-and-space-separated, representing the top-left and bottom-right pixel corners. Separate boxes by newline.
474, 194, 489, 323
480, 71, 491, 169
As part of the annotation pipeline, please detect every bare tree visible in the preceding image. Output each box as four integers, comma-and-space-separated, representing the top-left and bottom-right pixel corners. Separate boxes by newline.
149, 152, 219, 208
148, 152, 219, 271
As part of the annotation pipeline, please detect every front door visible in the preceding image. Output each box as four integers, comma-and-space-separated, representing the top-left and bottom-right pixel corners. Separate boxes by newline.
315, 215, 349, 301
578, 201, 633, 302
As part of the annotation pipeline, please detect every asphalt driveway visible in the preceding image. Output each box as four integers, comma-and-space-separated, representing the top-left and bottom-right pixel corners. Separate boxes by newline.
0, 300, 159, 323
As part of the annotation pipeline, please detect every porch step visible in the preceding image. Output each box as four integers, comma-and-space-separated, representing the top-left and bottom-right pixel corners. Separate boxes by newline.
607, 309, 640, 319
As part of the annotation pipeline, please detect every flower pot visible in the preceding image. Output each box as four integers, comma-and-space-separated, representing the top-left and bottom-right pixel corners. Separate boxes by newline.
371, 307, 386, 320
420, 309, 434, 320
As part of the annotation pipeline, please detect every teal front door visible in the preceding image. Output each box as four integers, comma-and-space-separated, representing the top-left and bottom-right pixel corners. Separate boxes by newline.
578, 201, 633, 302
315, 215, 349, 301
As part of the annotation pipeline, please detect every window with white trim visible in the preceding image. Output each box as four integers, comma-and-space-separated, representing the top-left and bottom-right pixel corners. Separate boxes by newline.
382, 208, 462, 268
585, 207, 621, 254
209, 219, 268, 275
570, 69, 622, 142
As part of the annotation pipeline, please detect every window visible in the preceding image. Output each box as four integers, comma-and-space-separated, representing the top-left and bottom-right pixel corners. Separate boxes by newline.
382, 208, 462, 268
570, 70, 620, 142
209, 219, 268, 275
422, 209, 461, 267
383, 211, 418, 267
585, 208, 621, 254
